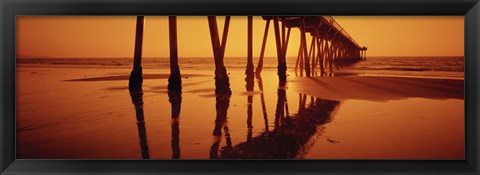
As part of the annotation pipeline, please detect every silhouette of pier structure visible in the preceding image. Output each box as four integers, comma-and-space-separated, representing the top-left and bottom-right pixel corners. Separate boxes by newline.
125, 15, 362, 159
128, 16, 367, 93
271, 16, 366, 77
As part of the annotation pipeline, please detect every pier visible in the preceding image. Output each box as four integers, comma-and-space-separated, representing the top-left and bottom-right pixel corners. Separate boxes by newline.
128, 16, 367, 93
126, 16, 364, 158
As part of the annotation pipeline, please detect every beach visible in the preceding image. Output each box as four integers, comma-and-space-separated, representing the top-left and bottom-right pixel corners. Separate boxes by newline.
16, 64, 464, 159
14, 14, 466, 161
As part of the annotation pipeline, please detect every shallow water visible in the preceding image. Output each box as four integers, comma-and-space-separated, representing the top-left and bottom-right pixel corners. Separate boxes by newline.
16, 67, 464, 159
18, 56, 464, 79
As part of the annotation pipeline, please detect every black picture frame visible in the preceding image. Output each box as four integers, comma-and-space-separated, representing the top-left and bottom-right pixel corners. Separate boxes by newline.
1, 0, 479, 174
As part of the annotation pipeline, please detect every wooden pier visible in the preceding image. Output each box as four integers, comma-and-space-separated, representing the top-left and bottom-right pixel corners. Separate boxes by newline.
128, 16, 367, 93
124, 16, 366, 158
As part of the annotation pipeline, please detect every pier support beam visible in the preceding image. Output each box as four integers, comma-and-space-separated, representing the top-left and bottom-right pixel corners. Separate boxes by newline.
208, 16, 232, 95
255, 19, 270, 75
273, 17, 287, 84
329, 35, 336, 75
296, 40, 304, 76
300, 17, 310, 77
317, 33, 325, 76
245, 17, 255, 139
129, 16, 145, 90
309, 35, 316, 76
168, 16, 182, 93
245, 16, 254, 77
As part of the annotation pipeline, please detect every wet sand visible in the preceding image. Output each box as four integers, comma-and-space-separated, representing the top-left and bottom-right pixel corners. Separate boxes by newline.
289, 75, 464, 101
16, 67, 464, 159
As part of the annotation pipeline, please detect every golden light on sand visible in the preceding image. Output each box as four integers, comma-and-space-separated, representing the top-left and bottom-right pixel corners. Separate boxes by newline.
15, 16, 464, 159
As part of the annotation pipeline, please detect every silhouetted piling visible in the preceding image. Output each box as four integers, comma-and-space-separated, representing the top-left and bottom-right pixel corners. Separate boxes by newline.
129, 16, 145, 90
245, 16, 254, 77
208, 16, 232, 95
270, 16, 365, 77
329, 36, 335, 75
273, 17, 287, 83
255, 18, 270, 75
309, 35, 316, 75
300, 17, 311, 77
296, 43, 304, 76
168, 16, 182, 93
317, 33, 325, 76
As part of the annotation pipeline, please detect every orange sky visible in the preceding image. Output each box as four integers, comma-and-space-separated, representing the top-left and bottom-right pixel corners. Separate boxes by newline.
16, 16, 464, 58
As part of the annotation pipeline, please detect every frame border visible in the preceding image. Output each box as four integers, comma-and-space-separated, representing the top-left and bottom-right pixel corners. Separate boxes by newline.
1, 0, 479, 174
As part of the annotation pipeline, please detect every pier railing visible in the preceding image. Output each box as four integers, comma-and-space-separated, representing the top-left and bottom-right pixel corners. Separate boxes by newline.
323, 16, 361, 48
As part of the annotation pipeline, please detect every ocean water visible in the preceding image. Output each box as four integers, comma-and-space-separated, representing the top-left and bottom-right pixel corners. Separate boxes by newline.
343, 56, 464, 79
17, 56, 464, 79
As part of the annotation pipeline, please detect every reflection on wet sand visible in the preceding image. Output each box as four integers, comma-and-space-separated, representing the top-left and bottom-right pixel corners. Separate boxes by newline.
128, 74, 340, 159
246, 74, 254, 141
129, 88, 183, 159
256, 75, 270, 132
210, 94, 233, 159
128, 87, 150, 159
169, 92, 182, 159
218, 83, 340, 159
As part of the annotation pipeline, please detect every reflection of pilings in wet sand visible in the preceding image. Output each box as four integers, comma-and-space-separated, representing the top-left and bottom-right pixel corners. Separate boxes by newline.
246, 74, 254, 141
210, 94, 231, 159
274, 87, 287, 131
169, 92, 182, 159
298, 94, 307, 119
256, 75, 269, 132
224, 126, 233, 151
129, 87, 150, 159
220, 93, 340, 159
284, 91, 290, 118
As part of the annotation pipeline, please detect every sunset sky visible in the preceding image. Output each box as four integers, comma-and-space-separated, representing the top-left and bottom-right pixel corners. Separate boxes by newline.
16, 16, 464, 58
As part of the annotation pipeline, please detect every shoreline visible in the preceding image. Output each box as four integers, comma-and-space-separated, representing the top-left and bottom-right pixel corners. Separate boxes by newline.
358, 73, 465, 81
17, 65, 465, 80
289, 75, 463, 102
18, 66, 465, 102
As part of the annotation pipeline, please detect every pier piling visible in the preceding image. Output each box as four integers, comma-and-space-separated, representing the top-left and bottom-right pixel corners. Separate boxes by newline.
208, 16, 232, 95
129, 16, 145, 89
255, 18, 270, 75
129, 16, 366, 93
168, 16, 182, 93
246, 16, 254, 77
